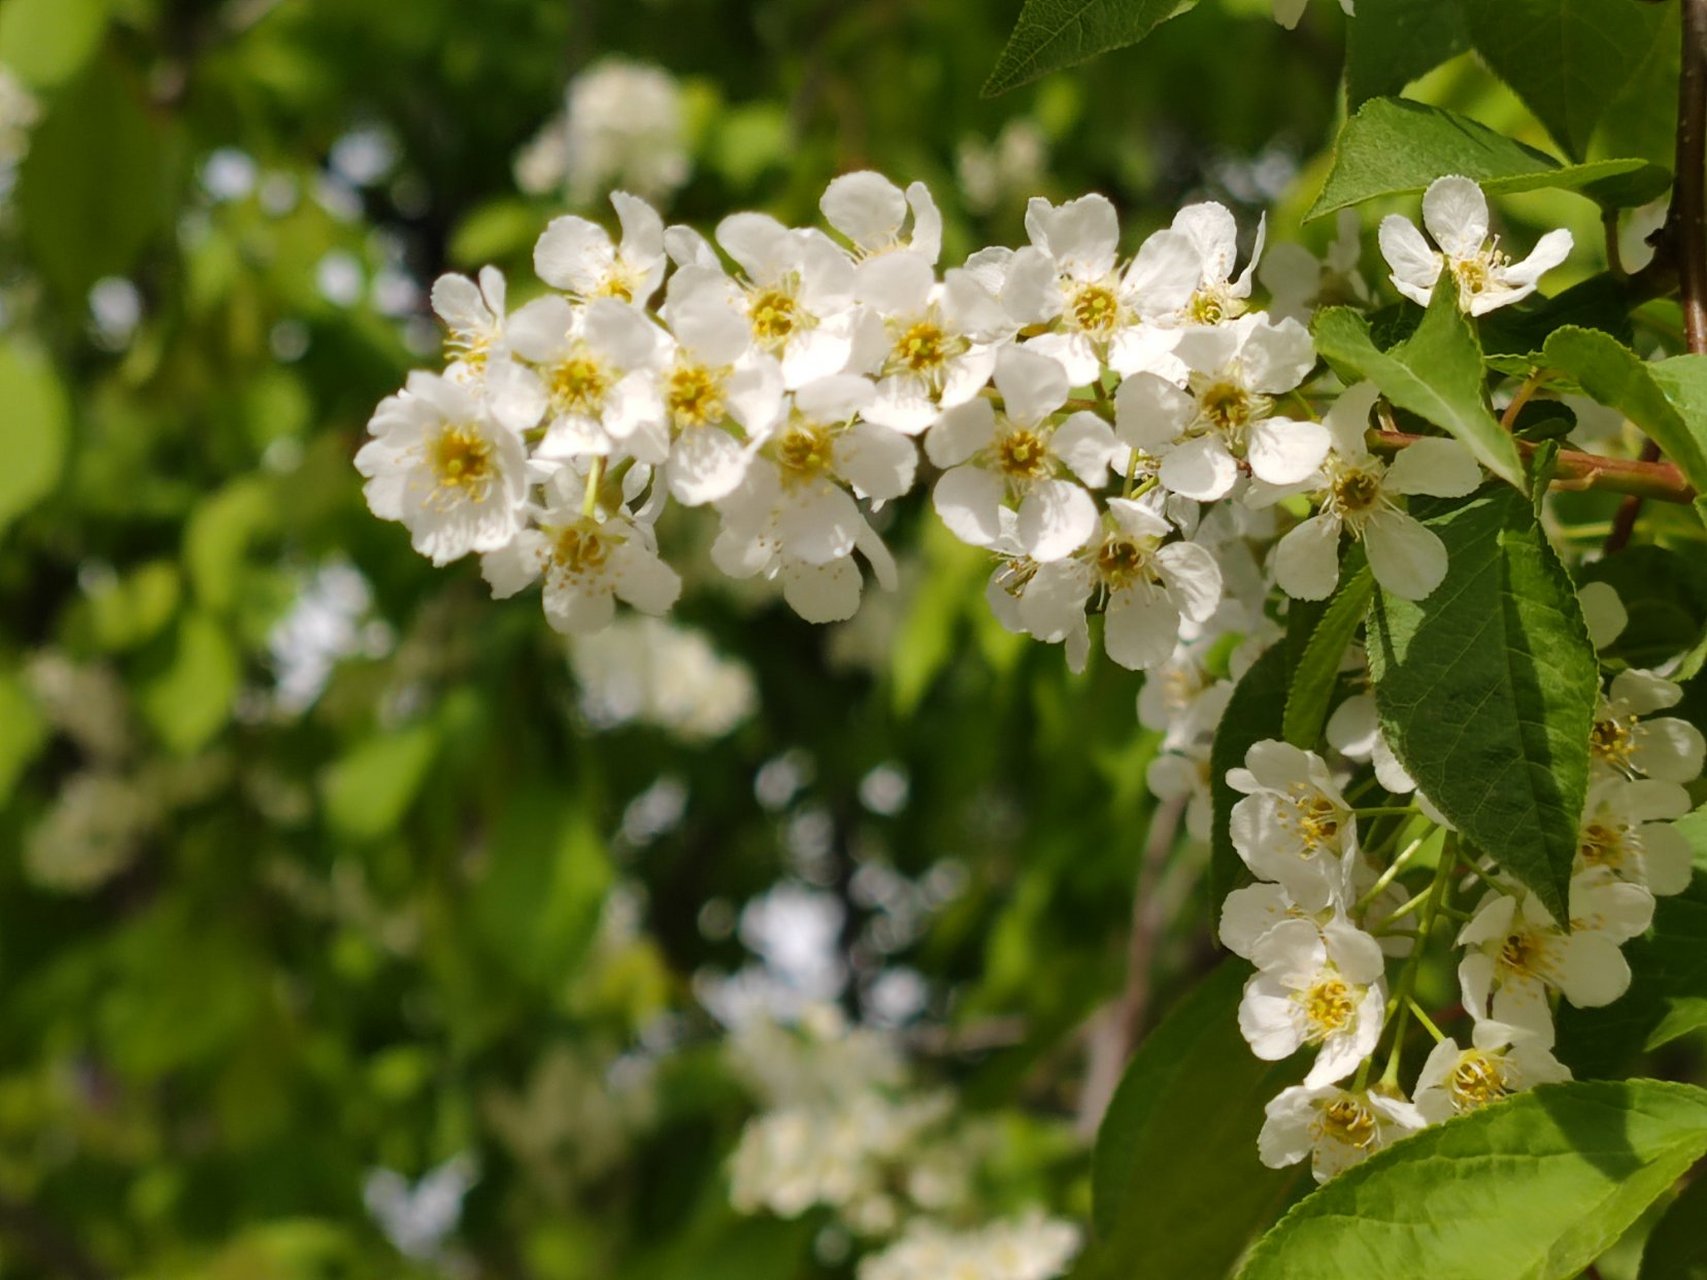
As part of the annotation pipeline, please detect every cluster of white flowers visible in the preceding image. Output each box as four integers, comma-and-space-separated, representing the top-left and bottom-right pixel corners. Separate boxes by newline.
725, 1006, 1079, 1276
357, 173, 1576, 683
1211, 581, 1704, 1184
514, 58, 690, 206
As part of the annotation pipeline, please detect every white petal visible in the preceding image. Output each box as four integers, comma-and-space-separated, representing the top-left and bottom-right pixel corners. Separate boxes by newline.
1274, 514, 1343, 601
1115, 372, 1196, 451
1385, 437, 1482, 497
1155, 540, 1224, 624
1239, 316, 1317, 395
1017, 478, 1097, 562
1123, 229, 1201, 318
933, 466, 1006, 547
821, 171, 906, 251
1104, 584, 1182, 671
1422, 176, 1491, 260
1248, 418, 1332, 486
779, 486, 861, 563
993, 345, 1069, 428
926, 397, 998, 467
836, 422, 917, 500
1052, 411, 1121, 487
534, 216, 614, 293
1378, 216, 1443, 302
1172, 202, 1239, 285
669, 429, 751, 506
855, 251, 934, 315
782, 558, 863, 622
1501, 228, 1574, 288
1364, 509, 1449, 601
1578, 582, 1628, 650
1159, 434, 1239, 501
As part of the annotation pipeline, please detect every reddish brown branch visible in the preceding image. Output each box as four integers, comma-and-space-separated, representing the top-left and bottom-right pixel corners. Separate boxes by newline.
1370, 430, 1693, 504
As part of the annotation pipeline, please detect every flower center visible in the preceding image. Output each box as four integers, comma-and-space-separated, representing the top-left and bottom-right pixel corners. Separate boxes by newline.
1578, 820, 1628, 871
996, 428, 1051, 480
430, 425, 495, 500
445, 330, 491, 372
1590, 714, 1638, 773
667, 363, 726, 429
1448, 1051, 1509, 1111
1318, 1096, 1377, 1148
597, 260, 640, 303
547, 354, 611, 416
1095, 535, 1156, 591
1069, 283, 1121, 337
1330, 466, 1385, 520
1200, 381, 1254, 433
893, 321, 949, 373
776, 423, 836, 483
1301, 976, 1355, 1038
749, 288, 800, 347
551, 525, 609, 576
1498, 930, 1544, 977
1451, 247, 1509, 298
1187, 286, 1239, 326
1284, 788, 1342, 851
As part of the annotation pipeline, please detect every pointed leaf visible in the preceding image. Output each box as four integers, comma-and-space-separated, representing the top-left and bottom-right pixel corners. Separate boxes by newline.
1284, 565, 1373, 751
1309, 98, 1668, 221
1345, 0, 1468, 109
1237, 1081, 1707, 1280
983, 0, 1200, 96
1314, 285, 1525, 489
1366, 486, 1597, 921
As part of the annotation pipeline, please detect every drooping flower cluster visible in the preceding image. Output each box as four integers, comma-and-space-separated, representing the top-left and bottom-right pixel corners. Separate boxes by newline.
357, 174, 1583, 677
1213, 582, 1703, 1184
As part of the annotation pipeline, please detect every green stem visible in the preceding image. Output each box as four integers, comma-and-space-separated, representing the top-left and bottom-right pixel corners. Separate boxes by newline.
1379, 839, 1456, 1088
1407, 998, 1448, 1045
1354, 835, 1428, 911
582, 456, 605, 519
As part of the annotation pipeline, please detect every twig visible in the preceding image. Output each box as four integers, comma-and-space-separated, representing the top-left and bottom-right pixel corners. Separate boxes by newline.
1608, 0, 1707, 552
1076, 796, 1185, 1134
1367, 430, 1692, 503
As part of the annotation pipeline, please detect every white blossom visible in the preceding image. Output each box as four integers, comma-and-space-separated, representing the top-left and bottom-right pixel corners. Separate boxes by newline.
1413, 1020, 1570, 1125
1576, 775, 1695, 896
1240, 916, 1387, 1086
534, 191, 669, 306
1259, 1084, 1423, 1184
1378, 176, 1573, 315
1228, 740, 1358, 911
1591, 669, 1707, 785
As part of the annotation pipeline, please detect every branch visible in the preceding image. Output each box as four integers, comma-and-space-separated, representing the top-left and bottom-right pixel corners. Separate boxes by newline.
1369, 430, 1694, 504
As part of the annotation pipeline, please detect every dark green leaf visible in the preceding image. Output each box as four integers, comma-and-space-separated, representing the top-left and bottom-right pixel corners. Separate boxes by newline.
1313, 284, 1524, 488
1344, 0, 1467, 109
1308, 98, 1668, 221
1079, 962, 1304, 1280
983, 0, 1200, 96
1283, 566, 1372, 751
1237, 1081, 1707, 1280
1367, 486, 1597, 921
1461, 0, 1672, 160
1639, 1168, 1707, 1280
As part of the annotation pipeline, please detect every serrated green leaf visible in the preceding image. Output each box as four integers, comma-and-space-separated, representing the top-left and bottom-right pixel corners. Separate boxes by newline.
983, 0, 1199, 96
1366, 486, 1597, 921
1237, 1081, 1707, 1280
1460, 0, 1671, 161
1313, 285, 1524, 489
1077, 962, 1304, 1280
1283, 566, 1372, 751
1308, 98, 1668, 221
1344, 0, 1467, 109
1543, 330, 1707, 497
1209, 644, 1290, 928
1641, 1171, 1707, 1280
0, 339, 70, 534
1578, 547, 1707, 671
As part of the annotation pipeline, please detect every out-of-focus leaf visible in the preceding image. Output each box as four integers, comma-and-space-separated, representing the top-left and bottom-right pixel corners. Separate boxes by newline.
0, 669, 48, 803
1640, 1172, 1707, 1280
185, 477, 277, 614
0, 0, 107, 89
0, 339, 70, 533
983, 0, 1202, 96
319, 722, 440, 841
1078, 961, 1303, 1280
1461, 0, 1671, 160
136, 611, 240, 756
1308, 98, 1667, 220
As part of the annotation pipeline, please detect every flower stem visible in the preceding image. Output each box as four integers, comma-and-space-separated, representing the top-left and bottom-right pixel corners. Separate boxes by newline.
1379, 838, 1455, 1088
582, 457, 605, 519
1354, 835, 1428, 911
1407, 998, 1448, 1045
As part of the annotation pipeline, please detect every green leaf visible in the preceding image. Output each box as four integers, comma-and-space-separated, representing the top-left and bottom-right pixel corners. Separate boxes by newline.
1077, 962, 1304, 1280
0, 0, 107, 89
1577, 547, 1707, 671
1237, 1081, 1707, 1280
1366, 486, 1597, 921
185, 478, 277, 615
1542, 330, 1707, 497
135, 612, 240, 756
1308, 98, 1668, 221
0, 669, 48, 804
1313, 285, 1525, 489
0, 339, 70, 533
1640, 1168, 1707, 1280
17, 57, 170, 304
1210, 644, 1290, 925
1283, 566, 1373, 751
1460, 0, 1672, 161
319, 723, 440, 842
983, 0, 1200, 96
1344, 0, 1467, 109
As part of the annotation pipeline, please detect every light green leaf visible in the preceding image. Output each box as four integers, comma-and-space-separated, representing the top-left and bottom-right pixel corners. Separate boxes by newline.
1308, 98, 1667, 221
1543, 330, 1707, 497
1460, 0, 1671, 161
185, 477, 277, 614
1344, 0, 1467, 109
1077, 962, 1303, 1280
319, 722, 440, 842
0, 669, 48, 804
0, 0, 108, 89
136, 612, 240, 756
1283, 566, 1373, 751
1210, 644, 1290, 923
0, 339, 70, 533
1313, 285, 1524, 489
1366, 486, 1597, 921
18, 58, 169, 303
983, 0, 1200, 96
1238, 1081, 1707, 1280
1639, 1166, 1707, 1280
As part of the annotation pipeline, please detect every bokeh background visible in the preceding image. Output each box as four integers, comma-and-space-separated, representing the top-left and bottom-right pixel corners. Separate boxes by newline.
0, 0, 1677, 1274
